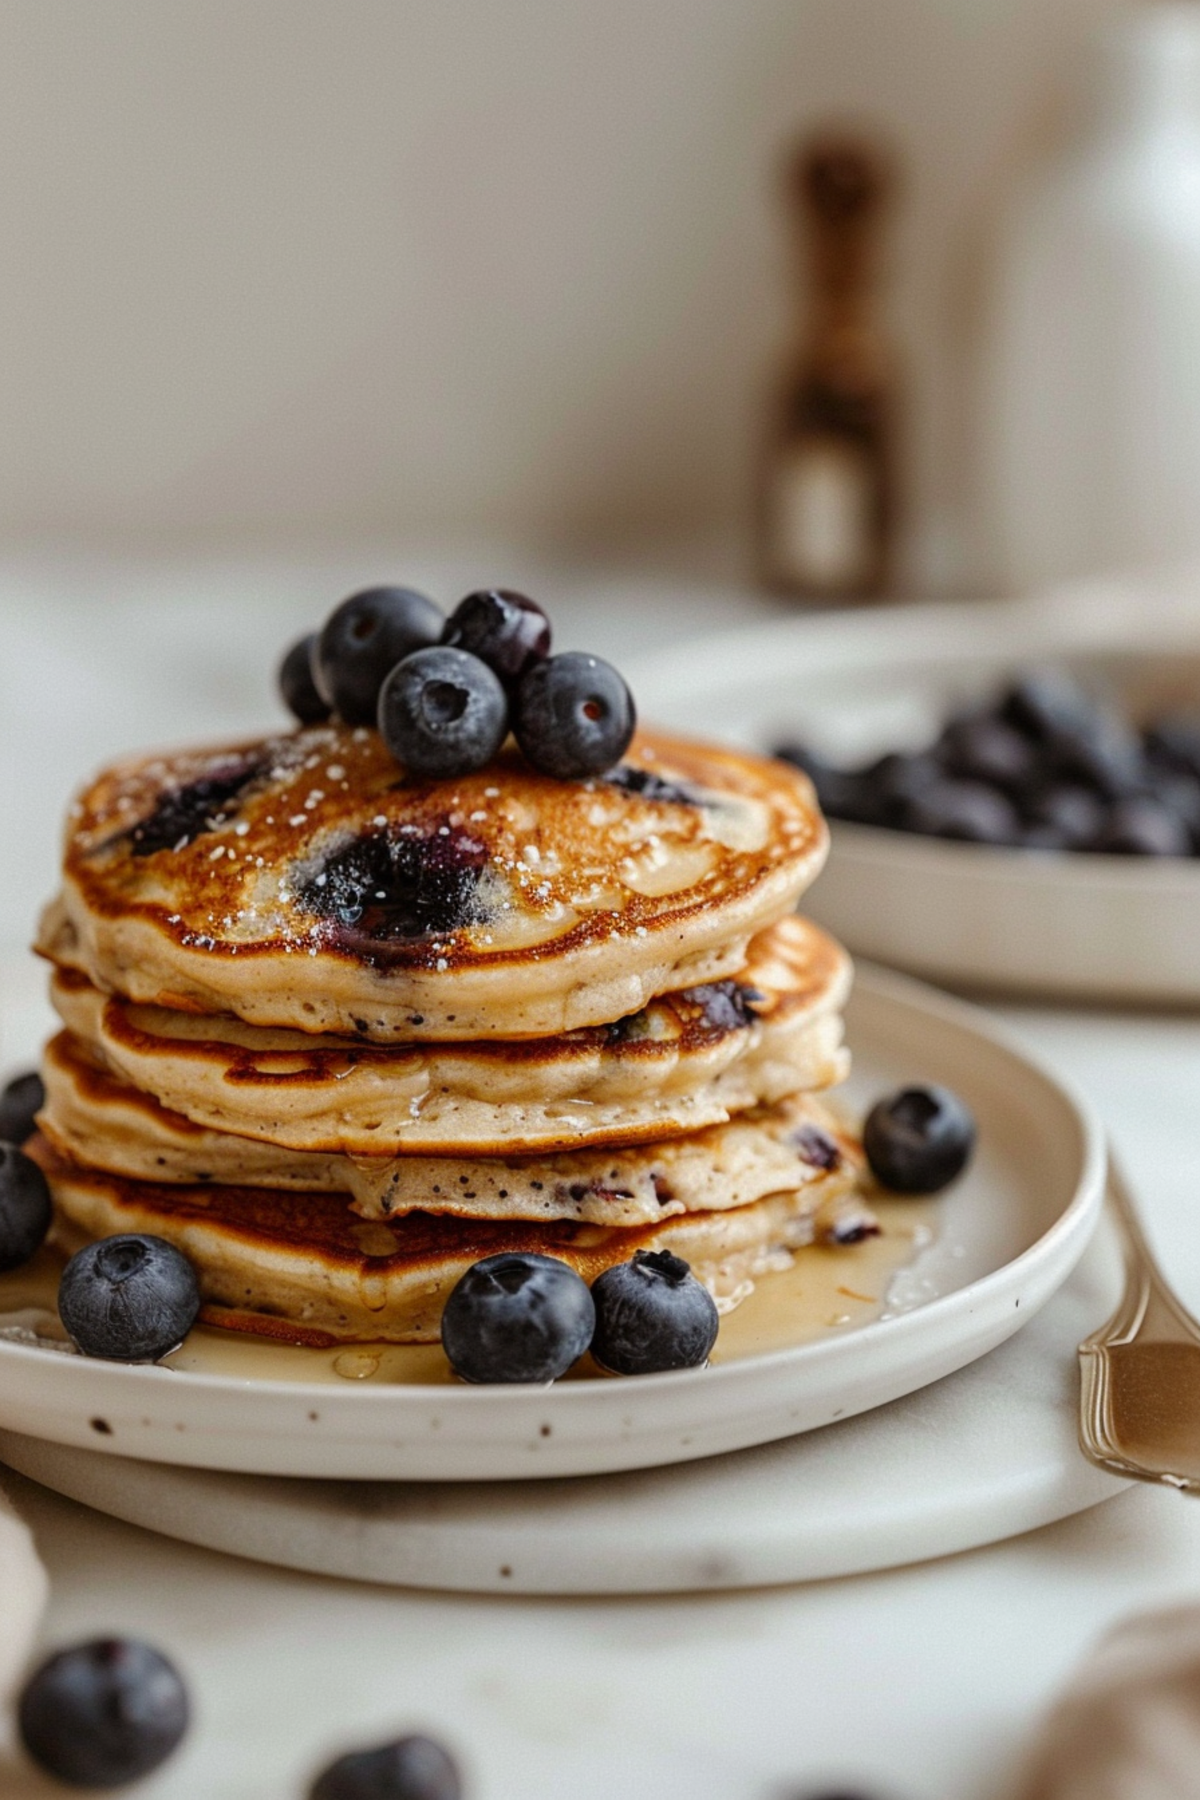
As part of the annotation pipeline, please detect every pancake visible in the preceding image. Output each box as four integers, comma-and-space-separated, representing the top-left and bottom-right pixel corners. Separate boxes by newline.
48, 915, 850, 1155
40, 1028, 869, 1229
30, 1135, 872, 1344
37, 724, 825, 1041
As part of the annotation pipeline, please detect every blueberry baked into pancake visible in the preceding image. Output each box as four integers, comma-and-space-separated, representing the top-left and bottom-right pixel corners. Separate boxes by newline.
9, 584, 975, 1380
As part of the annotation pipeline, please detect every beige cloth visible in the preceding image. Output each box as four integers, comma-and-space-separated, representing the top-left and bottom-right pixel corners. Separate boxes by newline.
1017, 1603, 1200, 1800
0, 1478, 46, 1704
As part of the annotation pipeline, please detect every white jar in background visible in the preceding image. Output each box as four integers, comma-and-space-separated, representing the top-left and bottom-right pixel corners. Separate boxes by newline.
977, 2, 1200, 593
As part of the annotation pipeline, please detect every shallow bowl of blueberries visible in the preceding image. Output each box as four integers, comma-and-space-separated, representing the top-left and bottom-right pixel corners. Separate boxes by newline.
636, 600, 1200, 1002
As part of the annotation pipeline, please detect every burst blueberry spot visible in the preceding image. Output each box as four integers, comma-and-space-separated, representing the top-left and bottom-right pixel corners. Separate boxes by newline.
605, 765, 701, 806
128, 761, 263, 857
793, 1124, 842, 1171
677, 980, 760, 1033
295, 827, 487, 946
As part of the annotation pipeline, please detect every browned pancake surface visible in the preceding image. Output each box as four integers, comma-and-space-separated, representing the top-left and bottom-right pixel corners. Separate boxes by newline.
40, 724, 826, 1039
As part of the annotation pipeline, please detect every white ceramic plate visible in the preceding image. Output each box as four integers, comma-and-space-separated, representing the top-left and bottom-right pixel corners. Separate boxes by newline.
0, 1213, 1127, 1593
0, 967, 1105, 1482
636, 600, 1200, 1001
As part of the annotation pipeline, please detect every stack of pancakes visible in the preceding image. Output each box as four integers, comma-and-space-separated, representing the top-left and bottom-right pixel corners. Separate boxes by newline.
29, 723, 870, 1346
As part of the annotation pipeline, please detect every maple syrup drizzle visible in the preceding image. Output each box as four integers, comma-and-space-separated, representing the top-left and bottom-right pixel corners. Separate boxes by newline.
0, 1199, 936, 1388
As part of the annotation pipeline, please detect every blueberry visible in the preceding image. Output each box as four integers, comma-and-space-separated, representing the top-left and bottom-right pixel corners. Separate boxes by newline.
314, 588, 444, 726
378, 647, 508, 779
604, 765, 701, 806
514, 653, 636, 780
309, 1734, 461, 1800
279, 632, 332, 726
19, 1638, 188, 1788
1020, 822, 1070, 851
1141, 769, 1200, 846
129, 758, 264, 857
441, 1253, 595, 1384
441, 589, 551, 690
864, 1085, 976, 1194
590, 1249, 718, 1376
1024, 783, 1107, 849
1048, 714, 1144, 799
938, 714, 1036, 793
296, 827, 487, 943
0, 1144, 52, 1272
1146, 710, 1200, 783
852, 751, 943, 828
1093, 795, 1191, 857
773, 743, 864, 820
902, 778, 1020, 845
999, 668, 1096, 742
58, 1235, 200, 1362
0, 1069, 44, 1144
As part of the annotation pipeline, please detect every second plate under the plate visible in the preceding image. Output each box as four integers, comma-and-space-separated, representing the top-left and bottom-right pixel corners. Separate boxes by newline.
0, 967, 1105, 1482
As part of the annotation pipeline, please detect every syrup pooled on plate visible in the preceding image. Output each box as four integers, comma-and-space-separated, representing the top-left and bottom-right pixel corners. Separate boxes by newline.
0, 1201, 936, 1387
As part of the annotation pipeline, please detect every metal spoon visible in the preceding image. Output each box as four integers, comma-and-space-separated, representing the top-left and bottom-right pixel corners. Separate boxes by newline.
1079, 1155, 1200, 1491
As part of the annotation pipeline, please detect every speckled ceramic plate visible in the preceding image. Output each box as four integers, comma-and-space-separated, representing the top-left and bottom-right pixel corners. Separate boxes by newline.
0, 965, 1104, 1482
636, 600, 1200, 1001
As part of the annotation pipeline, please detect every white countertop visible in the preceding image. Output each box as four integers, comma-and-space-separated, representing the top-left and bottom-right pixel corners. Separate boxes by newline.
3, 554, 1200, 1800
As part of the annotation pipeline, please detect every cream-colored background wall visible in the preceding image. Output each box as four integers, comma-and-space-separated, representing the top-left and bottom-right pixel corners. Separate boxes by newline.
0, 0, 1117, 582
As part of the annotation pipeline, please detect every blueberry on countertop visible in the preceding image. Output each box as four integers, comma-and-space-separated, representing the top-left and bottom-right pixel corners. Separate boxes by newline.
378, 646, 508, 780
441, 588, 550, 689
0, 1069, 44, 1145
514, 652, 636, 780
58, 1234, 201, 1362
0, 1143, 51, 1272
313, 587, 444, 726
441, 1252, 595, 1384
279, 633, 333, 726
590, 1248, 719, 1376
19, 1638, 189, 1788
309, 1734, 461, 1800
864, 1085, 976, 1194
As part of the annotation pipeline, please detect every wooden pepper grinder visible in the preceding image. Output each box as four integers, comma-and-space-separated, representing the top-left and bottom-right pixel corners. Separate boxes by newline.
758, 134, 898, 603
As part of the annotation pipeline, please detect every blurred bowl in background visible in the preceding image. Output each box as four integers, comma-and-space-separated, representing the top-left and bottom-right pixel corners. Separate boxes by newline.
634, 599, 1200, 1003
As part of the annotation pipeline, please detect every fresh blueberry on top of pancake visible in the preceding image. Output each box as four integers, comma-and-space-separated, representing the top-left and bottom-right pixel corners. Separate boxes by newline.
278, 633, 332, 726
514, 651, 635, 779
295, 825, 489, 946
127, 756, 265, 857
377, 646, 508, 778
313, 586, 444, 726
441, 588, 550, 691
